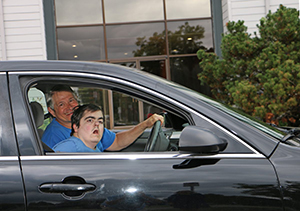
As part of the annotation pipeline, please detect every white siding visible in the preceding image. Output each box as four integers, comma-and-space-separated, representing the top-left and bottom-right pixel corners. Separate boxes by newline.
223, 0, 299, 36
222, 0, 229, 34
0, 0, 46, 61
269, 0, 299, 11
0, 0, 4, 60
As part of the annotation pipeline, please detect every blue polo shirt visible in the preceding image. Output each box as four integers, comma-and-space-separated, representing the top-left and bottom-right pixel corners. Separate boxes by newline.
42, 118, 71, 148
53, 136, 102, 152
53, 128, 115, 152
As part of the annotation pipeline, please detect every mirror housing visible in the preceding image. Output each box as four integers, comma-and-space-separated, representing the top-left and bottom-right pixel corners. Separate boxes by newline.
179, 126, 227, 153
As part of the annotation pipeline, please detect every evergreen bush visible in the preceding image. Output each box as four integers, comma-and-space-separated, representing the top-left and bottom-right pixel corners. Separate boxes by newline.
197, 5, 300, 126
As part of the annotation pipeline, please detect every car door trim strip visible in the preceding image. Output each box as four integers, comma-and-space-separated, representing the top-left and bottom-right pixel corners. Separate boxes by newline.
20, 153, 265, 161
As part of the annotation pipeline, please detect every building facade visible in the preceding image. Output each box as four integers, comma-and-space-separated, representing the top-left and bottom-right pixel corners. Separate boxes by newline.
0, 0, 299, 93
0, 0, 47, 60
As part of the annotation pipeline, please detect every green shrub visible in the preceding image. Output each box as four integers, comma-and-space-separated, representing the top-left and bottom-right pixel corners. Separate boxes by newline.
197, 5, 300, 126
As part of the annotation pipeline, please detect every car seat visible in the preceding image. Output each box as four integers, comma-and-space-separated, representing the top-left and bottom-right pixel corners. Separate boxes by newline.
30, 101, 44, 138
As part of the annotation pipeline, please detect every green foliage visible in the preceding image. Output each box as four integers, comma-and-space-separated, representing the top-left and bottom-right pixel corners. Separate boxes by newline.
197, 5, 300, 126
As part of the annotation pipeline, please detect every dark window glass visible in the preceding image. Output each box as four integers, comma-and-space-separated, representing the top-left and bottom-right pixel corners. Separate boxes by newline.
170, 56, 211, 96
57, 26, 105, 61
168, 20, 213, 55
140, 60, 166, 78
165, 0, 211, 19
106, 23, 166, 59
113, 92, 139, 126
143, 102, 164, 120
55, 0, 102, 26
104, 0, 164, 23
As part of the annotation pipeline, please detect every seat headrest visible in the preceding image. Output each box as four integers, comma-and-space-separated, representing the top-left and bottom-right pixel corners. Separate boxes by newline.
30, 102, 44, 127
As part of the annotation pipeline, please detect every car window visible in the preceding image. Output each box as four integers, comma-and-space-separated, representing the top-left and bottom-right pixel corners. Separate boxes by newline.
27, 81, 189, 153
24, 76, 256, 155
28, 87, 47, 110
28, 87, 50, 130
74, 87, 172, 129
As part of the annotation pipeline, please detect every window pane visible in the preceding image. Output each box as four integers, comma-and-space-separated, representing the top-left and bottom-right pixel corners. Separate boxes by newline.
113, 92, 139, 126
168, 20, 213, 55
55, 0, 102, 26
143, 102, 164, 120
28, 88, 47, 114
57, 26, 105, 61
104, 0, 164, 23
140, 60, 166, 78
166, 0, 211, 19
170, 56, 211, 96
28, 88, 50, 130
106, 23, 166, 59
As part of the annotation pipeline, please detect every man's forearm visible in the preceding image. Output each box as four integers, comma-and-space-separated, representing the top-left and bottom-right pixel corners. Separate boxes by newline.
108, 122, 147, 150
106, 114, 163, 151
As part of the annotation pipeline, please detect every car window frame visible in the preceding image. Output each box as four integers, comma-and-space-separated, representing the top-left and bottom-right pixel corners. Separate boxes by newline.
14, 71, 261, 156
18, 72, 191, 154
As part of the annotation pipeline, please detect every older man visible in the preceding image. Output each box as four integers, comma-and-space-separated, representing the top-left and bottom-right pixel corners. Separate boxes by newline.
41, 85, 79, 148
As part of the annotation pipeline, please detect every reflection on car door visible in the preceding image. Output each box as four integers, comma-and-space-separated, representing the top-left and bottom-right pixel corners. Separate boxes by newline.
20, 153, 283, 210
0, 73, 25, 210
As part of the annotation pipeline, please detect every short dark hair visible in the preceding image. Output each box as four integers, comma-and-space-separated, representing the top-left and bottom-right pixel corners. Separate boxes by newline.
47, 85, 77, 109
71, 104, 103, 136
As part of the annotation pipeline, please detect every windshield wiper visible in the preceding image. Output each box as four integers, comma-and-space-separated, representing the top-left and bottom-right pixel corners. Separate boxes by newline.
281, 128, 300, 143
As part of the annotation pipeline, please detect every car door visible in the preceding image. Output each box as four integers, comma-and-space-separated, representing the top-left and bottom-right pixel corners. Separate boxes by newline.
9, 71, 284, 211
0, 72, 26, 210
19, 153, 283, 211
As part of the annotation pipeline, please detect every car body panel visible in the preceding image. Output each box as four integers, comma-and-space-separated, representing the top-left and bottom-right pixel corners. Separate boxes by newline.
0, 73, 26, 210
21, 154, 283, 211
270, 143, 300, 210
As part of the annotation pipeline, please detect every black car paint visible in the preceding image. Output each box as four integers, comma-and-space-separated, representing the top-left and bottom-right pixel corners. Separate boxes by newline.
0, 73, 26, 210
270, 143, 300, 210
21, 157, 282, 211
0, 60, 298, 210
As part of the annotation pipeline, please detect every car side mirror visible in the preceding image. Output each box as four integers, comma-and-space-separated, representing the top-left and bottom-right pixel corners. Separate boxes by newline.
178, 126, 227, 154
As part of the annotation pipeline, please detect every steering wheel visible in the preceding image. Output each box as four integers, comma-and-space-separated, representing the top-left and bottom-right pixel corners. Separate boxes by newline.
144, 120, 161, 152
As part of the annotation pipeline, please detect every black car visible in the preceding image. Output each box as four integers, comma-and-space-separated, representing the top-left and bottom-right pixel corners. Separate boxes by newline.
1, 60, 299, 211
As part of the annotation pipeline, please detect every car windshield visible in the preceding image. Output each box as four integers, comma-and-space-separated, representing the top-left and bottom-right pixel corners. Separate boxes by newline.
162, 80, 285, 140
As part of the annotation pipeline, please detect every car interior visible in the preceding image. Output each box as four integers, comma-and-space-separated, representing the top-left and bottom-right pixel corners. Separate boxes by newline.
27, 80, 190, 153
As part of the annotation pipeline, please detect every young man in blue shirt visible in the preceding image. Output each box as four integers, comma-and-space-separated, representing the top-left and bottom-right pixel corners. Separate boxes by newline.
54, 104, 163, 152
53, 104, 113, 152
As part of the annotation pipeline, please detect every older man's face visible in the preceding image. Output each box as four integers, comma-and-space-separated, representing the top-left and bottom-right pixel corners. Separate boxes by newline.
48, 91, 79, 128
74, 110, 104, 149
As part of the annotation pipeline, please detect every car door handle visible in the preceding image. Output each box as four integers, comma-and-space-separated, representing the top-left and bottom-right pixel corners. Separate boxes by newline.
39, 183, 96, 193
173, 159, 220, 169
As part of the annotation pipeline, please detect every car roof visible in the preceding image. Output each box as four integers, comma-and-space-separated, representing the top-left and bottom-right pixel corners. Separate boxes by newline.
0, 60, 149, 79
1, 60, 173, 93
